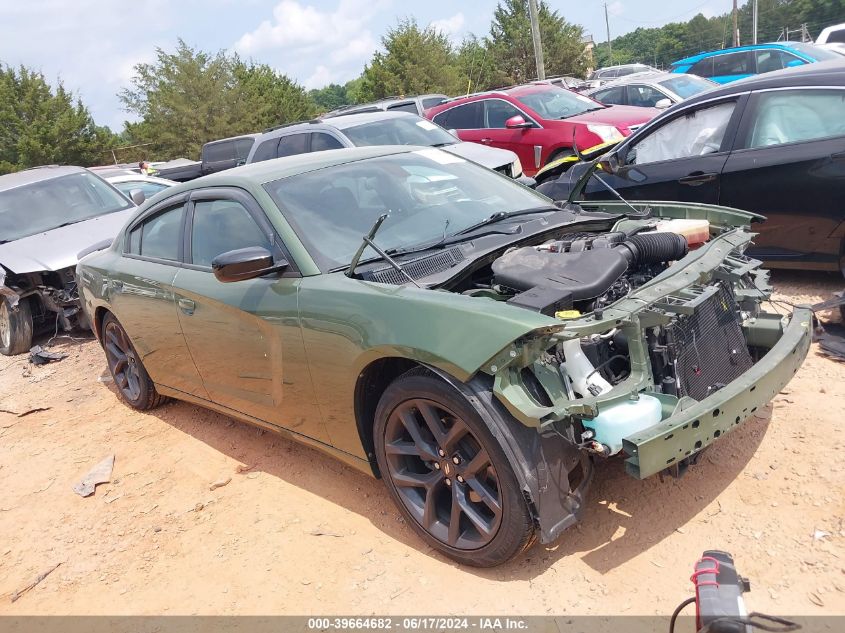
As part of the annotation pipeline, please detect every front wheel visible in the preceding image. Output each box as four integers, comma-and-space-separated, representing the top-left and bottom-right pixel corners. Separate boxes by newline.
0, 297, 33, 356
374, 371, 534, 567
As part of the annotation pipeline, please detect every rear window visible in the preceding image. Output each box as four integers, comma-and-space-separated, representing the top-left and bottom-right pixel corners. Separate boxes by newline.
711, 51, 753, 76
234, 137, 255, 160
422, 96, 446, 110
431, 102, 483, 129
203, 141, 233, 163
387, 101, 419, 113
251, 139, 279, 163
658, 74, 716, 99
277, 133, 309, 158
828, 30, 845, 44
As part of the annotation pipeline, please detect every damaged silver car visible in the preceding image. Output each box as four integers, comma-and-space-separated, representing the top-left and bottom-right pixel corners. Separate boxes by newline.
0, 166, 135, 355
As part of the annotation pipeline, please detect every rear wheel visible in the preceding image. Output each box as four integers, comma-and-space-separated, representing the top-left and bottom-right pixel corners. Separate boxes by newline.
374, 371, 534, 566
0, 298, 33, 356
101, 312, 167, 410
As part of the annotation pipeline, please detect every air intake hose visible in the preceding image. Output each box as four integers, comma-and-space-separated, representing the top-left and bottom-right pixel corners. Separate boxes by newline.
619, 232, 688, 266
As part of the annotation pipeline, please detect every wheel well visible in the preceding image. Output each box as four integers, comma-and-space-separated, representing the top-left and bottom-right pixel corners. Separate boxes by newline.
354, 357, 421, 477
546, 147, 574, 165
93, 307, 110, 342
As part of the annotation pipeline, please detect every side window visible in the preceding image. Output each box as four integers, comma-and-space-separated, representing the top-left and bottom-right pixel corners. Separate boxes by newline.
127, 226, 141, 255
138, 204, 184, 261
234, 138, 255, 161
191, 199, 273, 268
689, 57, 715, 77
204, 141, 233, 163
422, 96, 446, 110
593, 86, 625, 105
251, 139, 279, 163
627, 101, 736, 165
829, 30, 845, 44
432, 102, 483, 129
627, 85, 666, 107
310, 132, 344, 152
746, 89, 845, 149
712, 51, 752, 77
387, 101, 419, 113
276, 133, 310, 158
599, 69, 617, 79
484, 100, 524, 128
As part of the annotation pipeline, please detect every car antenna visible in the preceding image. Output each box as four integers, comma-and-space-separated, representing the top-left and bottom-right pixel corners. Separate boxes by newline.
569, 129, 649, 218
346, 213, 422, 288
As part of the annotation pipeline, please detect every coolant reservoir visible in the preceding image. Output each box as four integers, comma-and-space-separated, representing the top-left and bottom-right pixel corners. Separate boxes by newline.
582, 394, 663, 456
654, 219, 710, 246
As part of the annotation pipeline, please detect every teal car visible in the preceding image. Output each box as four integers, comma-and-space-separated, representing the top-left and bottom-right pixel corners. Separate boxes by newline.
76, 146, 810, 566
671, 42, 841, 83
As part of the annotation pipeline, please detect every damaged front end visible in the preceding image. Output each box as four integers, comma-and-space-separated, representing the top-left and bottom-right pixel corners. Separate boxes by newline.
469, 210, 810, 543
0, 265, 89, 354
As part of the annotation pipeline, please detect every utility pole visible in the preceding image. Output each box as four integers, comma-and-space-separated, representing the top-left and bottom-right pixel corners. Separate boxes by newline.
732, 0, 738, 47
752, 0, 758, 44
528, 0, 545, 80
604, 3, 613, 65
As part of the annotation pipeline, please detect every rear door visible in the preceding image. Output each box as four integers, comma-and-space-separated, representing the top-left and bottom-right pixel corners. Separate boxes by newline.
720, 87, 845, 267
112, 195, 209, 398
587, 96, 746, 203
430, 101, 484, 142
170, 187, 328, 440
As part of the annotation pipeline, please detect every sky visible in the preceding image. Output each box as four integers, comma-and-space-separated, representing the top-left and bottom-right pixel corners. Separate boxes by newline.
0, 0, 726, 130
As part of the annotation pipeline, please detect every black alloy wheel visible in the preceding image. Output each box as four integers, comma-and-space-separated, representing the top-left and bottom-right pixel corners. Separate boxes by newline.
100, 312, 167, 410
374, 371, 534, 566
384, 398, 503, 549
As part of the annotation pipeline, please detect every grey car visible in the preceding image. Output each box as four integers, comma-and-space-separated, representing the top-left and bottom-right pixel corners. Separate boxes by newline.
245, 111, 525, 178
585, 72, 717, 109
0, 166, 135, 355
326, 94, 448, 117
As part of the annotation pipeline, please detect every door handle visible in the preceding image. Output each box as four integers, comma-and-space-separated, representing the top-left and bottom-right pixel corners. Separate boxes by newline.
178, 298, 195, 315
678, 172, 718, 186
480, 138, 493, 144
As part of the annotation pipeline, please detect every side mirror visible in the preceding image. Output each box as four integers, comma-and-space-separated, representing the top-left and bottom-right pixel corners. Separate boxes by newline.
598, 152, 620, 174
129, 188, 145, 206
505, 115, 533, 129
655, 98, 672, 109
212, 247, 288, 283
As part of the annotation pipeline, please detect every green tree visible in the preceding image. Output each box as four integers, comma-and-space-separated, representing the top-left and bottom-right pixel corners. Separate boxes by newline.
486, 0, 587, 85
0, 65, 115, 174
456, 35, 498, 95
309, 84, 348, 112
120, 40, 314, 160
359, 18, 463, 101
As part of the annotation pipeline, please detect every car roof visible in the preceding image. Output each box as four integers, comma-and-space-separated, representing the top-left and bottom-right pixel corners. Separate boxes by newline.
106, 174, 176, 185
673, 42, 818, 65
677, 58, 845, 105
167, 145, 420, 193
0, 165, 88, 192
587, 71, 678, 89
205, 133, 261, 145
325, 110, 417, 129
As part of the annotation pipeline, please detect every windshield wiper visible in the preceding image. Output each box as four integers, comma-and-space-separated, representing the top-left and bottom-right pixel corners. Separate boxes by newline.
451, 206, 559, 237
345, 213, 421, 287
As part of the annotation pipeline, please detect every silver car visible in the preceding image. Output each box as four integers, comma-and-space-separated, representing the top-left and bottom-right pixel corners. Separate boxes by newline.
246, 111, 525, 179
585, 72, 717, 109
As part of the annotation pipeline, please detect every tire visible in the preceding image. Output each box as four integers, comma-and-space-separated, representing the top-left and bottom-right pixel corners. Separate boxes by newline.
0, 297, 33, 356
546, 148, 574, 166
101, 312, 168, 410
374, 370, 534, 567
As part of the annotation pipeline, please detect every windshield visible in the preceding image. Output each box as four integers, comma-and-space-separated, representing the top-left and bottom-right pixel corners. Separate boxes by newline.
342, 116, 458, 147
514, 86, 603, 119
788, 42, 842, 61
0, 172, 133, 243
264, 150, 551, 270
658, 74, 716, 98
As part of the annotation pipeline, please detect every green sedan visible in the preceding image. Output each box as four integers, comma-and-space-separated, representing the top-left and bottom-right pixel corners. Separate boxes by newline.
77, 146, 810, 566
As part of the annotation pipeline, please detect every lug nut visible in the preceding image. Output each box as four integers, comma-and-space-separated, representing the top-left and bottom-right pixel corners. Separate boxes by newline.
438, 448, 446, 457
451, 455, 461, 465
456, 475, 464, 483
445, 478, 452, 486
433, 462, 441, 470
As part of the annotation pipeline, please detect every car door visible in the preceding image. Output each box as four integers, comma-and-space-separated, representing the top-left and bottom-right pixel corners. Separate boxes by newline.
584, 96, 745, 204
112, 195, 209, 399
720, 87, 845, 267
478, 98, 544, 172
430, 100, 484, 142
171, 187, 328, 441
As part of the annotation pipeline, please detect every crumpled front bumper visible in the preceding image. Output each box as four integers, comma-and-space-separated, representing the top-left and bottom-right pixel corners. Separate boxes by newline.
622, 308, 812, 479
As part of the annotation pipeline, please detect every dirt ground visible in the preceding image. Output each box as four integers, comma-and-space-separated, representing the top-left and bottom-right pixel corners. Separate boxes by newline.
0, 270, 843, 616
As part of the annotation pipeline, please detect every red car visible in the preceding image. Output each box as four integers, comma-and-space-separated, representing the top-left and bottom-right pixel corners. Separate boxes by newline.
424, 83, 658, 176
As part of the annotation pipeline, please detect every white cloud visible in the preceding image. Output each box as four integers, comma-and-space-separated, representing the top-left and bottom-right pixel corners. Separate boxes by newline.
430, 12, 465, 36
607, 1, 625, 18
233, 0, 389, 88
